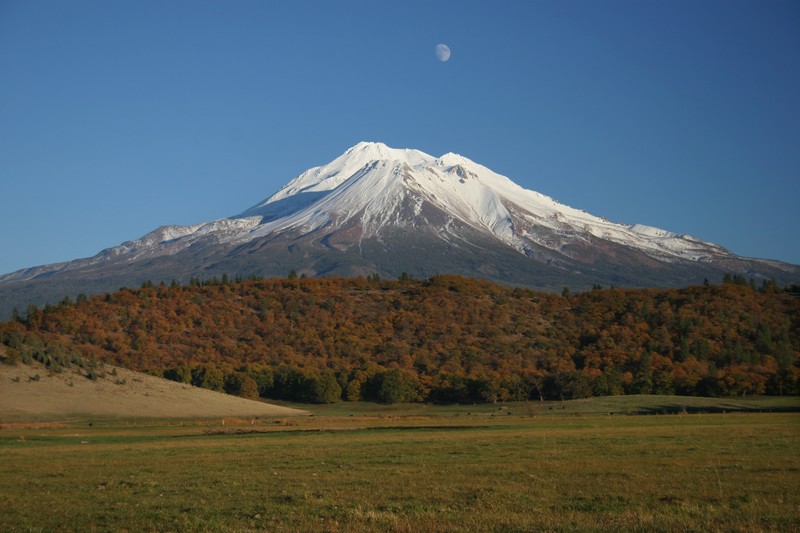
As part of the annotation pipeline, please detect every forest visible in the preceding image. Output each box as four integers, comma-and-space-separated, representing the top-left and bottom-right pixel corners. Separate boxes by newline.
1, 274, 798, 403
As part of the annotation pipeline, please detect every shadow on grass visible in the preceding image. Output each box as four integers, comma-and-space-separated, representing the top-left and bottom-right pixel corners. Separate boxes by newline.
637, 404, 800, 415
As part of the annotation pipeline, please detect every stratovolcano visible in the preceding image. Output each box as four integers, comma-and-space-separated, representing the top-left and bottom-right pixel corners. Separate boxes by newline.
0, 142, 797, 318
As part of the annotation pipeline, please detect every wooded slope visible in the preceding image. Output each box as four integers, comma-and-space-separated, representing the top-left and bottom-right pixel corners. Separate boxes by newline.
2, 275, 798, 403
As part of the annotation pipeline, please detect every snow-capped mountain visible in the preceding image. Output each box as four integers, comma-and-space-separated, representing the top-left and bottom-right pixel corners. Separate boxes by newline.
0, 142, 797, 318
235, 141, 731, 264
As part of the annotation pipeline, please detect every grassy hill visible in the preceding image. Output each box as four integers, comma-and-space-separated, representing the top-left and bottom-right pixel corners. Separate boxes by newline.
0, 359, 306, 422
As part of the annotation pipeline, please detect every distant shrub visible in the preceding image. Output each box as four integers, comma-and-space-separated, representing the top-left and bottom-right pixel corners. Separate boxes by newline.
271, 366, 341, 403
238, 375, 259, 400
1, 348, 21, 366
225, 372, 267, 400
368, 369, 422, 404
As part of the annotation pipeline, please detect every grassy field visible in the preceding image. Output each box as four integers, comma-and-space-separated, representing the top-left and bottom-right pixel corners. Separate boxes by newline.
1, 397, 799, 532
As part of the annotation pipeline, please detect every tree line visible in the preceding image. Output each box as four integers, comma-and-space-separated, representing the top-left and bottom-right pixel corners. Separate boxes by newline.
1, 274, 798, 403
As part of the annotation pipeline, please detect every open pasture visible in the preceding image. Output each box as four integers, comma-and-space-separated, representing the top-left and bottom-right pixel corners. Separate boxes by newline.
1, 401, 799, 532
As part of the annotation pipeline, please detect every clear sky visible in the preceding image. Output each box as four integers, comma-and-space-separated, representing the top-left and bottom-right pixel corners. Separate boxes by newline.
1, 0, 799, 276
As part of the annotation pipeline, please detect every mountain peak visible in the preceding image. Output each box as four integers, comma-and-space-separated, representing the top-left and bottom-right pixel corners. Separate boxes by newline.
436, 151, 471, 167
344, 141, 433, 166
347, 140, 391, 153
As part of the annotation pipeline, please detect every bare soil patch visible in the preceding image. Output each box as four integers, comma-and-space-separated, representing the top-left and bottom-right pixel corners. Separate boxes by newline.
0, 362, 307, 420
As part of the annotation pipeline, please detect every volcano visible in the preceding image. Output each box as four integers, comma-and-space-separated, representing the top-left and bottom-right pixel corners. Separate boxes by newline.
1, 141, 797, 318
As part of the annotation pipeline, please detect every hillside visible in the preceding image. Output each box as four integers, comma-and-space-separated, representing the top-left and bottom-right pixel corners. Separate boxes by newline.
0, 359, 307, 420
1, 275, 798, 403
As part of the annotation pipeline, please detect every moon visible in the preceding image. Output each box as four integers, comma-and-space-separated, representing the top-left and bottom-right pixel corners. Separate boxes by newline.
435, 43, 451, 62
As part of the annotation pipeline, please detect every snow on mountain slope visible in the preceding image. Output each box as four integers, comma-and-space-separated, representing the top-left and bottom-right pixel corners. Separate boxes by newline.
104, 217, 263, 260
0, 218, 262, 283
234, 141, 731, 263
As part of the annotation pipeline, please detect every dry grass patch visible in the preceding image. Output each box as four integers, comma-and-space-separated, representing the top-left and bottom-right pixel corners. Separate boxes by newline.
0, 361, 307, 420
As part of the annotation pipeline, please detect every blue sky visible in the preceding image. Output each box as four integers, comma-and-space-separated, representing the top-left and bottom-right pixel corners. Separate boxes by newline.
1, 0, 799, 275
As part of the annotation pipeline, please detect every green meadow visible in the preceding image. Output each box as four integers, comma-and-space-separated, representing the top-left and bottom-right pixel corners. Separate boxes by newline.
2, 397, 799, 532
